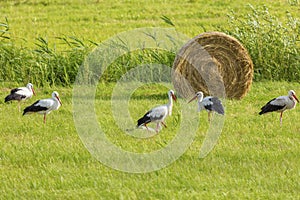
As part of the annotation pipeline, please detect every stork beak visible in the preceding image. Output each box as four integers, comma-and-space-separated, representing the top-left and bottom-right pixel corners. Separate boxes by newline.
172, 93, 177, 102
293, 94, 299, 103
188, 95, 197, 103
56, 96, 62, 105
32, 88, 36, 96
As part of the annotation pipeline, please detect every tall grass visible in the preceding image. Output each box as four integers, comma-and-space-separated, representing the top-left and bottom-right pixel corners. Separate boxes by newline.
0, 30, 92, 86
224, 4, 300, 81
0, 18, 177, 86
100, 49, 175, 83
1, 4, 300, 86
32, 36, 91, 87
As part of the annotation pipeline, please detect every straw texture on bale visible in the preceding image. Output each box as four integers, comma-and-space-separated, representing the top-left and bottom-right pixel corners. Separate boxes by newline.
172, 32, 253, 99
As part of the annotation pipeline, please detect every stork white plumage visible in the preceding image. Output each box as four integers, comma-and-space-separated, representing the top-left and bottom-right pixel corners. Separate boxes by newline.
259, 90, 299, 125
137, 90, 177, 133
23, 91, 62, 124
4, 83, 36, 111
188, 91, 225, 121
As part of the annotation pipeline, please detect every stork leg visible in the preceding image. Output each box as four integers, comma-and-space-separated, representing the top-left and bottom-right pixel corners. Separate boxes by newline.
208, 112, 211, 122
144, 123, 149, 130
280, 112, 283, 126
156, 123, 160, 133
18, 101, 21, 112
43, 114, 47, 124
161, 121, 167, 128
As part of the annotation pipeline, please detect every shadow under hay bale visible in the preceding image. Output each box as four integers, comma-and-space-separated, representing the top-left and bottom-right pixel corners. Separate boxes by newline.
172, 31, 253, 100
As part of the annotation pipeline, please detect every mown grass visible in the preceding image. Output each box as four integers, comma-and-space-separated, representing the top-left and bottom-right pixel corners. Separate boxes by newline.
1, 81, 300, 199
3, 0, 293, 46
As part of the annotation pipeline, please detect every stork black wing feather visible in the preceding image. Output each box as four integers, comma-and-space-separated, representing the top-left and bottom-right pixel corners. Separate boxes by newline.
23, 100, 48, 115
4, 92, 26, 102
204, 97, 225, 115
137, 111, 152, 127
259, 98, 285, 115
10, 88, 21, 94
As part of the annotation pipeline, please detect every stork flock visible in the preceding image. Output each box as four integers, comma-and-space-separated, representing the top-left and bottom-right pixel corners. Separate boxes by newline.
4, 83, 299, 129
137, 89, 299, 133
136, 90, 225, 133
4, 83, 62, 124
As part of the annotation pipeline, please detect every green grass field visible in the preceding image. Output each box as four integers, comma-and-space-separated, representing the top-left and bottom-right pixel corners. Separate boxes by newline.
1, 0, 300, 199
1, 82, 300, 199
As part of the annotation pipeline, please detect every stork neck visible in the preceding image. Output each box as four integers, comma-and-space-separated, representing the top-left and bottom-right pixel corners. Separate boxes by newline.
289, 96, 296, 103
168, 95, 173, 107
197, 96, 204, 111
167, 94, 174, 115
27, 86, 32, 92
197, 96, 203, 103
52, 96, 58, 103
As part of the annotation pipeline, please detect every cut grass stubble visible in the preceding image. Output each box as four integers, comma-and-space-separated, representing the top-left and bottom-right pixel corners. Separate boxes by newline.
1, 82, 300, 198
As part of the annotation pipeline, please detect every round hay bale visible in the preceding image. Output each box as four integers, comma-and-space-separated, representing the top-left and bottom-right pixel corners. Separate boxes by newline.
172, 31, 253, 100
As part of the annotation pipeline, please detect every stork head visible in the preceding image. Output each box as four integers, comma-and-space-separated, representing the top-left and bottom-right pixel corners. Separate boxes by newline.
288, 90, 299, 103
188, 91, 204, 103
52, 91, 62, 105
168, 90, 177, 101
27, 83, 36, 95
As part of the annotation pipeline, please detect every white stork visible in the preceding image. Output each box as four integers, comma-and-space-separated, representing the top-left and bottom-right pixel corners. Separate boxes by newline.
188, 91, 225, 121
137, 90, 177, 133
23, 91, 62, 124
4, 83, 36, 111
259, 90, 299, 125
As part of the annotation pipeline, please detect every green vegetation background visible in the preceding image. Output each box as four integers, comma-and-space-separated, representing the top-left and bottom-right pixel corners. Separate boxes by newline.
1, 0, 300, 86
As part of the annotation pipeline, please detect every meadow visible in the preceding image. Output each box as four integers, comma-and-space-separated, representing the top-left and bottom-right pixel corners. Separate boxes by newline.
1, 82, 300, 199
1, 0, 300, 199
